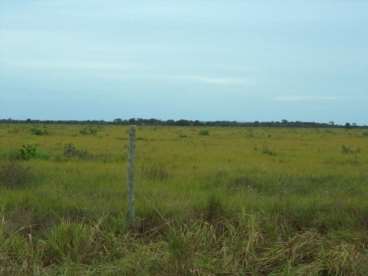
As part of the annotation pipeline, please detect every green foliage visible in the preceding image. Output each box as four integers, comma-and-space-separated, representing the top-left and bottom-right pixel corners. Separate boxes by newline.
19, 144, 38, 160
17, 144, 49, 160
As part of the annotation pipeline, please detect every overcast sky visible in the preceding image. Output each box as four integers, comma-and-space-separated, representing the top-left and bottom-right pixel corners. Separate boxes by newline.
0, 0, 367, 123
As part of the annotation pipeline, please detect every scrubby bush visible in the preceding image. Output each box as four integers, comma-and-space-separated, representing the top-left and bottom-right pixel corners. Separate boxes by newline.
341, 145, 360, 155
17, 144, 49, 161
198, 129, 209, 136
261, 145, 276, 156
31, 127, 48, 136
0, 162, 33, 188
80, 127, 98, 136
63, 144, 91, 159
19, 144, 38, 160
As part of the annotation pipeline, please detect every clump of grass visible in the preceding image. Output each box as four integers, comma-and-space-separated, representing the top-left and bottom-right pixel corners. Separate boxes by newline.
341, 145, 360, 155
141, 164, 169, 181
167, 229, 191, 273
205, 195, 225, 223
80, 126, 98, 136
261, 145, 276, 156
324, 243, 368, 275
228, 176, 258, 191
63, 144, 92, 160
258, 231, 323, 274
198, 129, 209, 136
42, 221, 100, 264
30, 127, 48, 136
0, 161, 33, 188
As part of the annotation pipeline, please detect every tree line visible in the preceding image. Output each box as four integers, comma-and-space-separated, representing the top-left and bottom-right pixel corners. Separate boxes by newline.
0, 118, 365, 129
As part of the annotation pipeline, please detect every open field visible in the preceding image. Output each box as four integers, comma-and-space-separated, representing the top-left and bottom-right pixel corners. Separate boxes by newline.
0, 124, 368, 275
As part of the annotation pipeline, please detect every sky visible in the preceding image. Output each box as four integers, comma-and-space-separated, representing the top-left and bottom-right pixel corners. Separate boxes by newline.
0, 0, 367, 123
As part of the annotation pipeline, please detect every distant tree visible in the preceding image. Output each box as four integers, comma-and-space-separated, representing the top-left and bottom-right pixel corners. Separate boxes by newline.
113, 118, 123, 124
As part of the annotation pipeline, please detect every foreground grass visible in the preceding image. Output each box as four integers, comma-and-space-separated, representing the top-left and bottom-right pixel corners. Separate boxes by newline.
0, 124, 368, 275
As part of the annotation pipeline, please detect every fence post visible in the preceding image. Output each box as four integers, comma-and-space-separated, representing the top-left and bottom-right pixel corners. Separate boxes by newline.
127, 125, 136, 225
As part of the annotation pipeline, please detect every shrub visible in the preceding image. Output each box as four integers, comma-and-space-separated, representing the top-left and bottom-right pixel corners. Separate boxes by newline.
80, 127, 98, 136
0, 162, 33, 188
198, 129, 209, 136
30, 127, 48, 136
19, 144, 38, 160
63, 144, 91, 159
261, 145, 276, 156
341, 145, 360, 155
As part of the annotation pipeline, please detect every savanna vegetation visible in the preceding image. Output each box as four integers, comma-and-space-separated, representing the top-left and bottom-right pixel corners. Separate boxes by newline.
0, 123, 368, 275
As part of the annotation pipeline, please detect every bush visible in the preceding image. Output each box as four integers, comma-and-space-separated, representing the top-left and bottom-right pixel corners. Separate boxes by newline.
261, 145, 276, 156
30, 127, 48, 136
80, 127, 98, 136
341, 145, 360, 155
198, 129, 209, 136
19, 144, 38, 160
63, 144, 91, 159
0, 162, 33, 188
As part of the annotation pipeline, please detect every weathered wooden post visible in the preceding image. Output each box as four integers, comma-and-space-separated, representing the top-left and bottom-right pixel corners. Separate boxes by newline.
127, 125, 136, 225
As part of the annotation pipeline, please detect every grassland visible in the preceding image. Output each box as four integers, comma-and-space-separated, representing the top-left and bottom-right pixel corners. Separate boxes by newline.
0, 124, 368, 275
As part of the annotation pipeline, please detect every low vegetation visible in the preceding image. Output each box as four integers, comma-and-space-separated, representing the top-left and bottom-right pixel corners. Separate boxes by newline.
0, 123, 367, 274
0, 161, 33, 188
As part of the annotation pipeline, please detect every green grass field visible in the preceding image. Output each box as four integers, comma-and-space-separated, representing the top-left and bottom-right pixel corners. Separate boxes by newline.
0, 124, 368, 275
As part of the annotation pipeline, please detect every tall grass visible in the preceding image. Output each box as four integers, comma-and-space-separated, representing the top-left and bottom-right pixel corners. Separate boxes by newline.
0, 124, 367, 274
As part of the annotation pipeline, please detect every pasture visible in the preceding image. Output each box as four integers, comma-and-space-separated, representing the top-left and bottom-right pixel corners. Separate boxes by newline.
0, 123, 368, 275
